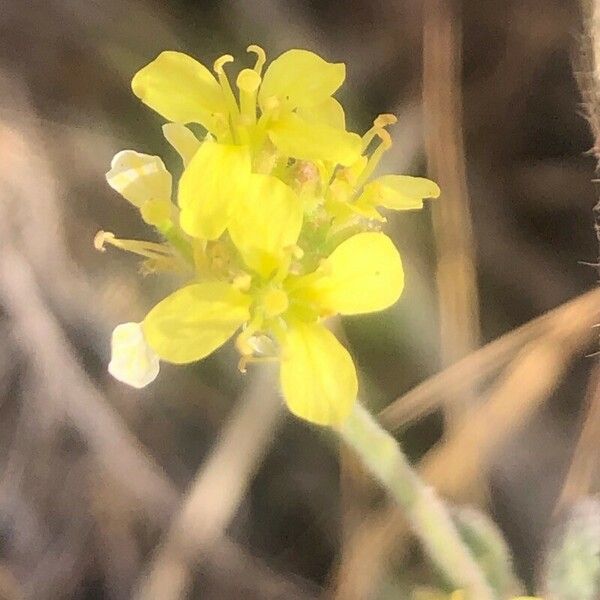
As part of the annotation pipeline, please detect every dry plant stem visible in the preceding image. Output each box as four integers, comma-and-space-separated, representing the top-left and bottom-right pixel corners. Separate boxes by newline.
423, 0, 481, 430
134, 368, 282, 600
557, 365, 600, 510
580, 0, 600, 282
555, 0, 600, 509
420, 311, 591, 497
380, 287, 600, 431
0, 241, 178, 522
337, 404, 494, 600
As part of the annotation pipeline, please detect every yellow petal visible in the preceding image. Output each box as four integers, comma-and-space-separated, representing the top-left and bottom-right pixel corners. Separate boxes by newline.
346, 201, 386, 222
140, 199, 172, 227
228, 174, 303, 277
258, 49, 345, 111
268, 113, 361, 166
311, 232, 404, 315
106, 150, 172, 208
178, 141, 252, 240
132, 51, 225, 132
297, 97, 346, 129
358, 175, 441, 211
162, 123, 201, 166
142, 282, 251, 364
108, 322, 160, 388
280, 323, 357, 425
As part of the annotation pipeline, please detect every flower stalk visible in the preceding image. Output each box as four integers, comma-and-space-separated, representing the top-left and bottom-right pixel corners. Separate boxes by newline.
337, 403, 495, 600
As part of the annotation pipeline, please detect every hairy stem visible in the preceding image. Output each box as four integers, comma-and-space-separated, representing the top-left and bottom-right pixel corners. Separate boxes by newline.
336, 403, 494, 600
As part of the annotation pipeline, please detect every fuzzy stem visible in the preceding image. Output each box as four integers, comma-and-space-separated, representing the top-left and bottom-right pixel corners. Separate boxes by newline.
336, 403, 495, 600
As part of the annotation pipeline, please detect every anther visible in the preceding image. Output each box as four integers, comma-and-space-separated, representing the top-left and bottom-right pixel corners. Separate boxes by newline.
361, 114, 396, 152
213, 54, 234, 74
247, 45, 266, 75
94, 230, 113, 251
356, 129, 393, 187
374, 114, 397, 128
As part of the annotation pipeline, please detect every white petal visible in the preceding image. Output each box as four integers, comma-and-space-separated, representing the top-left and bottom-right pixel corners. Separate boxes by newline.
108, 322, 160, 388
106, 150, 172, 208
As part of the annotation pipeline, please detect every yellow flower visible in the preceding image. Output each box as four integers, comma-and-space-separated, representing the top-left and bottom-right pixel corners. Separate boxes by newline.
100, 44, 438, 426
140, 208, 403, 424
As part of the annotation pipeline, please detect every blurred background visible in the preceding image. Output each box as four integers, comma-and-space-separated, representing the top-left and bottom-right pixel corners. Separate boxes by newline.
0, 0, 599, 598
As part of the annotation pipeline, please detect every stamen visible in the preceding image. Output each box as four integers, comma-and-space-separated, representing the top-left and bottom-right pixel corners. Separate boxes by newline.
374, 113, 397, 128
213, 54, 234, 75
356, 129, 392, 188
237, 354, 277, 374
251, 112, 274, 151
361, 113, 397, 152
247, 45, 266, 76
213, 54, 241, 133
94, 230, 110, 251
235, 315, 264, 356
94, 230, 173, 261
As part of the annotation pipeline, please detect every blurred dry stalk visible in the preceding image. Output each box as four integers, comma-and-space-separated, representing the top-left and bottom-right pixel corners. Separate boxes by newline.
557, 365, 600, 509
333, 287, 600, 599
423, 0, 480, 430
134, 368, 282, 600
380, 289, 599, 430
554, 0, 600, 512
578, 0, 600, 281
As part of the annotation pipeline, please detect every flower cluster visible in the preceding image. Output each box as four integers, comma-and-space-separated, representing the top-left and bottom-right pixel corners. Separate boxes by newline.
99, 45, 439, 426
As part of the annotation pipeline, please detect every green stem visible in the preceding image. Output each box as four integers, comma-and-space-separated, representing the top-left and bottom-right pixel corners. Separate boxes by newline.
336, 403, 495, 600
159, 222, 194, 265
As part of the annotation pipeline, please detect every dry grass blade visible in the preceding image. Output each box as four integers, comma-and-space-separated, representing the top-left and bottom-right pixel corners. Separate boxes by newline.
556, 365, 600, 510
380, 288, 600, 432
134, 368, 283, 600
420, 290, 599, 498
552, 0, 600, 512
0, 240, 179, 522
423, 0, 481, 429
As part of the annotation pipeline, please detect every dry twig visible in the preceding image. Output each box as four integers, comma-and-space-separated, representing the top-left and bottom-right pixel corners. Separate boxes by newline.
423, 0, 480, 429
133, 368, 283, 600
